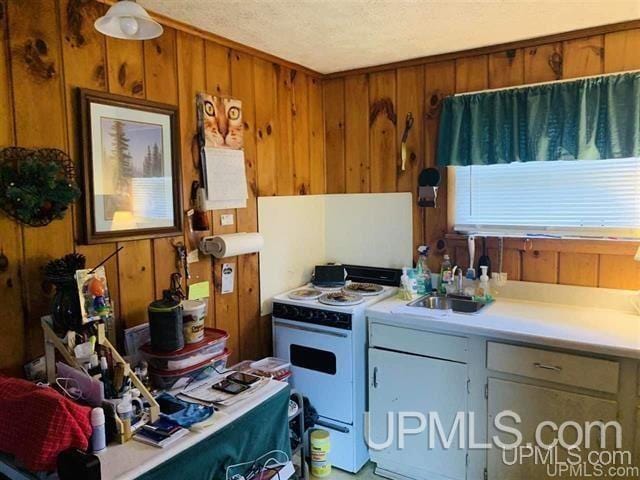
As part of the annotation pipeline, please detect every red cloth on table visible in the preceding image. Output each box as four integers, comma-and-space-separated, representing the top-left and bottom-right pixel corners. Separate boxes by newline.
0, 375, 92, 472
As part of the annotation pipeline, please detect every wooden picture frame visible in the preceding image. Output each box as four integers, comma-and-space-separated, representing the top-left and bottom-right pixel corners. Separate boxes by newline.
78, 88, 182, 244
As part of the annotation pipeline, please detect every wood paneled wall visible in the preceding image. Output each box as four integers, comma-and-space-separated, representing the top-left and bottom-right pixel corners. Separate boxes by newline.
0, 0, 325, 375
323, 26, 640, 289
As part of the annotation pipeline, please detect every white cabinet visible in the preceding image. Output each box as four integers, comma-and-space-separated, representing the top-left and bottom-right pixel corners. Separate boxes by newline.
487, 378, 618, 480
368, 347, 469, 480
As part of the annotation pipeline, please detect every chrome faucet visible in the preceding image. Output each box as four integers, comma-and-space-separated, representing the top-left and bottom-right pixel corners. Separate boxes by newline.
451, 265, 464, 294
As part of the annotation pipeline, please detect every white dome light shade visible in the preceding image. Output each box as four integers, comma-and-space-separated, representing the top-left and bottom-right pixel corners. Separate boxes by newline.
95, 1, 163, 40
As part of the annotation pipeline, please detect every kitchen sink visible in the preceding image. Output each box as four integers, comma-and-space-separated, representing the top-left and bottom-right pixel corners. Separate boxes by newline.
407, 294, 488, 314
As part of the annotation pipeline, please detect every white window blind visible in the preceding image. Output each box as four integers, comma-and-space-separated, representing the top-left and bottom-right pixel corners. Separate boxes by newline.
450, 158, 640, 238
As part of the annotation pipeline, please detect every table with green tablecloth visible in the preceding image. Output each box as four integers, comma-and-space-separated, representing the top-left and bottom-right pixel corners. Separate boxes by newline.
98, 380, 291, 480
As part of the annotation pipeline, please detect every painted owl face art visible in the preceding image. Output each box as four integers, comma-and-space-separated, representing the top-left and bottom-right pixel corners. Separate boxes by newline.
201, 94, 243, 150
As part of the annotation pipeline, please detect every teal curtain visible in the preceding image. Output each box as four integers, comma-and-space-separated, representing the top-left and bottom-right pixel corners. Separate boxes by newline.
437, 72, 640, 166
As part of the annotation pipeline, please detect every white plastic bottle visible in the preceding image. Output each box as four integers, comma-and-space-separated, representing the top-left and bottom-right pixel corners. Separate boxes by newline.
477, 265, 490, 298
91, 407, 107, 453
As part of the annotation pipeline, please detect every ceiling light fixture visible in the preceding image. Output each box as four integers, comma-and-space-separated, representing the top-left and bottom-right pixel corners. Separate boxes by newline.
95, 1, 163, 40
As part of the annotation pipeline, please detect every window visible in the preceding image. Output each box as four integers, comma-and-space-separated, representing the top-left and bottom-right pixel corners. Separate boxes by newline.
449, 158, 640, 238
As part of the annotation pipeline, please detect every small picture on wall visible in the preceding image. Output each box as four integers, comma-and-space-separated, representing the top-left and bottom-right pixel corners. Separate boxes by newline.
197, 93, 243, 149
79, 89, 182, 243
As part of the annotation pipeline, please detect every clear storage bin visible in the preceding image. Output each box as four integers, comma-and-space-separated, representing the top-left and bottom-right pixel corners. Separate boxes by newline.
141, 328, 228, 370
149, 349, 230, 390
250, 357, 291, 380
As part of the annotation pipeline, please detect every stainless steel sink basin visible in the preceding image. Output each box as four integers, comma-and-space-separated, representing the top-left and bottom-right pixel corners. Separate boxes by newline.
407, 294, 488, 314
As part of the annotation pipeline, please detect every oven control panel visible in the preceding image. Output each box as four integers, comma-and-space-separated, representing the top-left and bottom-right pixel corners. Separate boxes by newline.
272, 302, 352, 330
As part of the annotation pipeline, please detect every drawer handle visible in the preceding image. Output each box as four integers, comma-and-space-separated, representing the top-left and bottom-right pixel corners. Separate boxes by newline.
534, 362, 563, 372
373, 367, 379, 388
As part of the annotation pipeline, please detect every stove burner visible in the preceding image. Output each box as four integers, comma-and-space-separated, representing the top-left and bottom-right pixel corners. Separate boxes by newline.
288, 288, 322, 301
343, 282, 384, 296
319, 291, 364, 306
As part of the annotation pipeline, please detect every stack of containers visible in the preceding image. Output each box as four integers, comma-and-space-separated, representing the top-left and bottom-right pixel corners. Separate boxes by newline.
145, 298, 230, 389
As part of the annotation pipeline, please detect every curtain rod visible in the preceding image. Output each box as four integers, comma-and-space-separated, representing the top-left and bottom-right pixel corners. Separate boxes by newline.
454, 68, 640, 97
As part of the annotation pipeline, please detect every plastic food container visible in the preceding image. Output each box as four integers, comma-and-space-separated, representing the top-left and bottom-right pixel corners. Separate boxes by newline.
250, 357, 291, 380
141, 328, 229, 370
149, 349, 230, 390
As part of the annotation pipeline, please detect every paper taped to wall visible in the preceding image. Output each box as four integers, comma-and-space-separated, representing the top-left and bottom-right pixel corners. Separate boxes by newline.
203, 147, 248, 210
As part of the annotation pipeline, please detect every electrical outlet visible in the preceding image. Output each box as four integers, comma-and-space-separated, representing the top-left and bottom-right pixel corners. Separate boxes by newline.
220, 213, 234, 226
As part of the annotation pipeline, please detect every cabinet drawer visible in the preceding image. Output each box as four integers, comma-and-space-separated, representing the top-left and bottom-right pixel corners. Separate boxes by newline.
370, 322, 467, 363
487, 342, 619, 394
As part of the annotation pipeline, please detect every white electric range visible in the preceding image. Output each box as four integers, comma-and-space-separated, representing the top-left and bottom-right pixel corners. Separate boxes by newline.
272, 266, 400, 473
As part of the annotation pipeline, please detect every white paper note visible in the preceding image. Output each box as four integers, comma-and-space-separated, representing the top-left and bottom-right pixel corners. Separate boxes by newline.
203, 147, 248, 210
221, 263, 235, 294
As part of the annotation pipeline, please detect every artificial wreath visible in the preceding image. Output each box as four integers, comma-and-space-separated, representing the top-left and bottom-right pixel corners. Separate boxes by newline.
0, 147, 81, 227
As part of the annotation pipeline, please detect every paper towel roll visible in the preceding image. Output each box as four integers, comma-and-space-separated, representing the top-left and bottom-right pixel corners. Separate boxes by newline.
200, 232, 264, 258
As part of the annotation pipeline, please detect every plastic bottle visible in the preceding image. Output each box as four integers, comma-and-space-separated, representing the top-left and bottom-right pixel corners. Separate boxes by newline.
91, 407, 107, 453
116, 394, 133, 441
439, 254, 453, 294
477, 265, 490, 297
415, 246, 432, 295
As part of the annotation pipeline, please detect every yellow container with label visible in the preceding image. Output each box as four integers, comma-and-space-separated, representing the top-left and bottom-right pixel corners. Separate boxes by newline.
310, 429, 331, 477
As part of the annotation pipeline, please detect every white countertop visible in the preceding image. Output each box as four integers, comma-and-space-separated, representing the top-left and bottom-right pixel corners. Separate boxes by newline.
366, 293, 640, 359
97, 379, 288, 480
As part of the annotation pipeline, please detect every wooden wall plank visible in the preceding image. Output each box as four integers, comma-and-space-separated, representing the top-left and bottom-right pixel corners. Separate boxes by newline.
308, 76, 325, 195
396, 66, 424, 260
489, 49, 524, 88
323, 78, 346, 194
455, 55, 488, 93
604, 29, 640, 73
558, 252, 598, 287
562, 35, 604, 78
521, 251, 559, 284
204, 41, 236, 239
204, 41, 231, 95
292, 71, 310, 195
8, 0, 74, 358
144, 27, 178, 105
254, 58, 278, 197
369, 70, 397, 193
59, 0, 106, 243
524, 43, 563, 83
231, 50, 261, 362
599, 255, 640, 289
424, 60, 455, 270
0, 0, 23, 374
116, 240, 153, 327
143, 27, 181, 302
276, 65, 294, 196
176, 31, 214, 321
106, 36, 144, 97
344, 74, 370, 193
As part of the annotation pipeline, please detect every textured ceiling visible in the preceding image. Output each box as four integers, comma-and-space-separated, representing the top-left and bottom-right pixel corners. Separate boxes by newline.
140, 0, 640, 74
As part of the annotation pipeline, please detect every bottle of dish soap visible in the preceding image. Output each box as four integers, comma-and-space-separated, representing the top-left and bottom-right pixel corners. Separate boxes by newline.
439, 254, 453, 294
477, 265, 490, 298
416, 246, 432, 295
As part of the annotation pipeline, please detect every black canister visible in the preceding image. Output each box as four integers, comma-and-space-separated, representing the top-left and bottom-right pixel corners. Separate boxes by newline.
148, 297, 184, 352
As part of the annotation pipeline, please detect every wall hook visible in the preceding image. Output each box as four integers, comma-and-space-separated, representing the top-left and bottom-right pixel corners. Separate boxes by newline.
400, 112, 414, 171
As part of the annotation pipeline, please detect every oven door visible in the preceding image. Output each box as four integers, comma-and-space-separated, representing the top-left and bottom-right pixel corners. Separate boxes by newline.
273, 318, 353, 424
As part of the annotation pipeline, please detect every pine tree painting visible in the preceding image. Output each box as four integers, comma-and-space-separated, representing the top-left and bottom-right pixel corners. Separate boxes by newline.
110, 120, 133, 210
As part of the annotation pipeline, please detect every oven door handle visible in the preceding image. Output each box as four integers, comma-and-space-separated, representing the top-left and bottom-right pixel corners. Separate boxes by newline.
315, 419, 350, 434
273, 320, 349, 338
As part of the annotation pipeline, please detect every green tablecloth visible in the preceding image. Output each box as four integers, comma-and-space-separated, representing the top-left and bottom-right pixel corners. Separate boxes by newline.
137, 386, 291, 480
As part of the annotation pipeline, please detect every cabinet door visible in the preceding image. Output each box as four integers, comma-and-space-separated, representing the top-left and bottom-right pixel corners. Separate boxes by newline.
488, 379, 618, 480
369, 348, 468, 480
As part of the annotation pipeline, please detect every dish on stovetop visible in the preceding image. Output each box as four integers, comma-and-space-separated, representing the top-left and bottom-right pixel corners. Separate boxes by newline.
318, 291, 364, 306
343, 282, 384, 295
288, 288, 323, 300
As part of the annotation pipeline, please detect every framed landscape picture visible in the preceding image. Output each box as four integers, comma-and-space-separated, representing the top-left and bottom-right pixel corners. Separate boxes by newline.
79, 89, 182, 243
